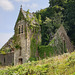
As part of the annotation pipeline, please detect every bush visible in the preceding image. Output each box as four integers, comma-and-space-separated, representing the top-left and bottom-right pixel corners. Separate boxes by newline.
29, 57, 37, 62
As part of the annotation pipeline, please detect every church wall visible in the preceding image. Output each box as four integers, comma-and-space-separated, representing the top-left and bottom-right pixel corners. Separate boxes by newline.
29, 27, 41, 58
14, 20, 28, 65
0, 53, 14, 66
26, 27, 31, 59
54, 25, 74, 52
14, 18, 41, 65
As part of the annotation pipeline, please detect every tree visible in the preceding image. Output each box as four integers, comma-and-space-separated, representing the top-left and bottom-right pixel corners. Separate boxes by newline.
41, 11, 63, 45
49, 0, 67, 7
64, 0, 75, 45
41, 17, 54, 45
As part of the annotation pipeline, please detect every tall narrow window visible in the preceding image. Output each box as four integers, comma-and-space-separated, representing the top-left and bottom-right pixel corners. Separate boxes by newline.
63, 39, 66, 53
22, 25, 23, 33
4, 57, 5, 63
19, 26, 20, 34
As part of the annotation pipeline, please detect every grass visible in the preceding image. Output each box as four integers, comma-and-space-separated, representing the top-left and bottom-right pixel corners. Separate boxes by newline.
0, 51, 75, 75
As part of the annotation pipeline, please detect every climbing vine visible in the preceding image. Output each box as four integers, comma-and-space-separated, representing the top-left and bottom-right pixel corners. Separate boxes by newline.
30, 37, 37, 57
16, 10, 25, 24
38, 45, 55, 59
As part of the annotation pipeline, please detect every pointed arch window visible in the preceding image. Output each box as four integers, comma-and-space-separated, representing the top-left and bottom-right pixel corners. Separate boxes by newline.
22, 25, 23, 33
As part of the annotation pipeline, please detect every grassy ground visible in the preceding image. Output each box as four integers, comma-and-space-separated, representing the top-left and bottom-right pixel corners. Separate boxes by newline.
0, 51, 75, 75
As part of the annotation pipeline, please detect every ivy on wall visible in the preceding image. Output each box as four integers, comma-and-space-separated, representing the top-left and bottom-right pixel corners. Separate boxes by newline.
38, 45, 55, 59
16, 10, 25, 24
30, 37, 37, 57
55, 33, 67, 54
29, 32, 41, 61
12, 23, 21, 50
38, 33, 67, 59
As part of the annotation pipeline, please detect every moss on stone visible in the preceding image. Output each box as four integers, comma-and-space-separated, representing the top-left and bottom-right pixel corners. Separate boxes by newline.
13, 27, 21, 49
16, 10, 25, 24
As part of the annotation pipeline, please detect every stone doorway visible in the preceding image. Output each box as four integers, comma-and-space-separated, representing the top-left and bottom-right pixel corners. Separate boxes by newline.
19, 58, 23, 64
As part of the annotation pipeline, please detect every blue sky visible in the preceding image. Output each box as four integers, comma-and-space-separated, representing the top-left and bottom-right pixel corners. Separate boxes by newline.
0, 0, 49, 49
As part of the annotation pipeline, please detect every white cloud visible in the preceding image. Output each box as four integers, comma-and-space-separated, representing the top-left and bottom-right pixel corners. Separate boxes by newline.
0, 33, 13, 49
0, 0, 14, 11
15, 0, 30, 2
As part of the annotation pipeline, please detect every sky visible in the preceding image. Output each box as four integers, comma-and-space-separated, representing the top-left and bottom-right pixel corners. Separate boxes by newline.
0, 0, 49, 49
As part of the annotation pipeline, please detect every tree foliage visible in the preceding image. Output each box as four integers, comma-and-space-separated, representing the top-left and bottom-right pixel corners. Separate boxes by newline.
36, 7, 63, 45
35, 0, 75, 45
64, 0, 75, 45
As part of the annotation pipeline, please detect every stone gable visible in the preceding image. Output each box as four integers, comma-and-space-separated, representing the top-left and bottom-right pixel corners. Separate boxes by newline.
50, 25, 74, 52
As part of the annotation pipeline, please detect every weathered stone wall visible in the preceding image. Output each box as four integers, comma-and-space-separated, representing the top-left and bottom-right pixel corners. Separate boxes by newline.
54, 25, 74, 52
14, 18, 41, 65
28, 27, 41, 58
14, 20, 28, 65
26, 26, 31, 59
0, 53, 14, 66
0, 37, 14, 54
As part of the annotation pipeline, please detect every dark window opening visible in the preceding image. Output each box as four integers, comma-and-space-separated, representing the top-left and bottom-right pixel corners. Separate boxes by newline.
22, 25, 23, 33
4, 57, 5, 63
63, 39, 66, 52
19, 58, 23, 64
19, 26, 20, 34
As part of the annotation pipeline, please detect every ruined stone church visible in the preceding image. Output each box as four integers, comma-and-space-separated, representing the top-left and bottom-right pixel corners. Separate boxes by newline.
0, 7, 74, 66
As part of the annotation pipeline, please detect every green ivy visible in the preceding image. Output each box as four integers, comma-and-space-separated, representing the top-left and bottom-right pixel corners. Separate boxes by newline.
15, 44, 21, 49
38, 45, 56, 59
16, 10, 25, 24
25, 25, 27, 39
30, 37, 37, 57
28, 57, 37, 62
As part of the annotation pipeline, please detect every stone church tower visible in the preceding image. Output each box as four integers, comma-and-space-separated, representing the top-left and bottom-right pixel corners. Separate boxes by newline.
14, 7, 41, 65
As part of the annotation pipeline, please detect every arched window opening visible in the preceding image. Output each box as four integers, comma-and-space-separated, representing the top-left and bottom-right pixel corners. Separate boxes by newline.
19, 26, 20, 34
19, 58, 23, 64
22, 25, 23, 33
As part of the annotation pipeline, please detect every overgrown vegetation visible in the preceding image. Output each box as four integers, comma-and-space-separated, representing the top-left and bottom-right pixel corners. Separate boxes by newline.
30, 37, 37, 57
0, 51, 75, 75
38, 45, 55, 59
36, 0, 75, 45
0, 1, 75, 74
